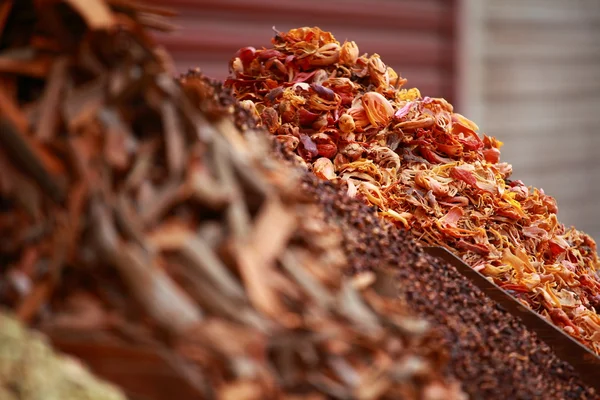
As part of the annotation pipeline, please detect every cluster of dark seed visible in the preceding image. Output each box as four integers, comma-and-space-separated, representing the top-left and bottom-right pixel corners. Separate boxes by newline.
299, 173, 598, 400
299, 176, 410, 276
400, 254, 597, 399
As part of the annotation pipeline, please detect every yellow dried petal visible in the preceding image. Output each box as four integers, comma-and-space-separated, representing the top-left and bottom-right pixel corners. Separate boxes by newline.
380, 209, 412, 228
396, 88, 421, 102
387, 67, 405, 88
453, 112, 479, 132
338, 114, 355, 134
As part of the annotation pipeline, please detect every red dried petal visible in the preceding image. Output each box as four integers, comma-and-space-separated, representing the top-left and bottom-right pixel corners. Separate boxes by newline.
456, 240, 490, 255
439, 206, 464, 227
292, 70, 317, 83
298, 133, 318, 161
235, 46, 257, 67
436, 142, 463, 157
483, 148, 501, 164
420, 148, 450, 164
496, 207, 523, 220
459, 138, 483, 151
438, 196, 470, 207
549, 308, 580, 332
501, 283, 531, 293
258, 49, 284, 60
548, 241, 566, 257
298, 109, 320, 126
316, 142, 337, 158
450, 167, 477, 187
579, 274, 600, 291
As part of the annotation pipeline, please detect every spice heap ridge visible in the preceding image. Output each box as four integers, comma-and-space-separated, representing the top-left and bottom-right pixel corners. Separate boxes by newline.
226, 26, 600, 354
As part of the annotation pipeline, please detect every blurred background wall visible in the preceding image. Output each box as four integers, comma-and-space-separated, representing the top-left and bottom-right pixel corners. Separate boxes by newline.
147, 0, 457, 102
148, 0, 600, 242
458, 0, 600, 242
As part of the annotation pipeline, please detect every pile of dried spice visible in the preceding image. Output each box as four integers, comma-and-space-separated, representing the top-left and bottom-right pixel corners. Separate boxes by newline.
298, 173, 596, 399
179, 73, 598, 399
0, 2, 467, 399
226, 27, 600, 354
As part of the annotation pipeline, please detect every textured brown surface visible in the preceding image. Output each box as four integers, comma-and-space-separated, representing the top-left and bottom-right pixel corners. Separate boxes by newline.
296, 173, 598, 399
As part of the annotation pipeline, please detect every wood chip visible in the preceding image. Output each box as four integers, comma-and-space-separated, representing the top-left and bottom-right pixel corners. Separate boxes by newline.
65, 0, 117, 30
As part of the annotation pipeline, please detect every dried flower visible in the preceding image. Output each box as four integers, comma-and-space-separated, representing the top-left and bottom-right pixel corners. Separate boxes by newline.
313, 157, 336, 180
347, 102, 370, 129
340, 142, 363, 160
260, 106, 280, 133
338, 113, 355, 134
310, 43, 340, 66
239, 100, 260, 120
368, 54, 389, 88
361, 92, 394, 127
312, 69, 329, 85
397, 88, 422, 102
388, 66, 406, 88
340, 40, 359, 66
276, 135, 300, 152
311, 132, 338, 158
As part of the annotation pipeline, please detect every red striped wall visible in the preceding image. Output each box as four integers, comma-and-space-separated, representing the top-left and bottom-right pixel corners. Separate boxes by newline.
147, 0, 458, 104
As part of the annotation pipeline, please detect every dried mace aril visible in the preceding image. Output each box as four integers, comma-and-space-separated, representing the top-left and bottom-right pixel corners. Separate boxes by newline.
227, 26, 600, 356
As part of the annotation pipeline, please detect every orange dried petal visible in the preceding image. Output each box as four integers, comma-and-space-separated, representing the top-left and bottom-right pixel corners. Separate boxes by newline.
339, 40, 359, 66
361, 92, 393, 127
313, 157, 336, 180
